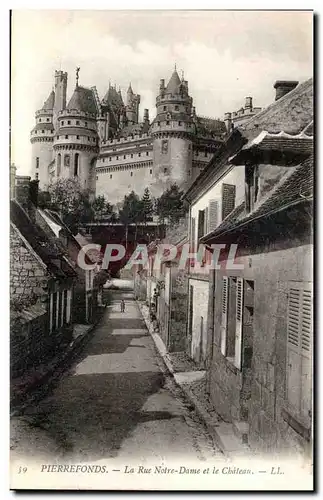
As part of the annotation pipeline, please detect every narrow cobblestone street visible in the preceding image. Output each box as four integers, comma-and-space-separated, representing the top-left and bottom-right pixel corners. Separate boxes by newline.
11, 282, 222, 467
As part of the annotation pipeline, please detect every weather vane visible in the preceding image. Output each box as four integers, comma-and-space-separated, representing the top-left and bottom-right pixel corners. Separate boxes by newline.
76, 67, 80, 87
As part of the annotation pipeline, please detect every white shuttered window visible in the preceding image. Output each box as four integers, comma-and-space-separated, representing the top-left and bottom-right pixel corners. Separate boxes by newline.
287, 282, 313, 427
235, 277, 244, 369
220, 277, 229, 355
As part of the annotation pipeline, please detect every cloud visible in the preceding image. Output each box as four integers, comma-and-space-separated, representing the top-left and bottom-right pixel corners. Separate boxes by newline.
11, 10, 313, 175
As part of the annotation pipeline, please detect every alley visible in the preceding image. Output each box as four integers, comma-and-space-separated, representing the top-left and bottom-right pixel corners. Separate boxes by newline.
11, 282, 221, 466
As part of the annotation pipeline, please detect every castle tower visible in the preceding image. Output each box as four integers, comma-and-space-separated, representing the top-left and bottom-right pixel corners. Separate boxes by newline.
30, 89, 55, 189
53, 68, 99, 195
150, 67, 194, 195
53, 70, 68, 130
126, 83, 140, 125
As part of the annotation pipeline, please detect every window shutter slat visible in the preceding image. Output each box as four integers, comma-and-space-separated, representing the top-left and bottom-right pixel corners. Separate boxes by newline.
191, 217, 196, 252
235, 277, 244, 369
222, 183, 236, 221
208, 200, 219, 232
220, 277, 228, 355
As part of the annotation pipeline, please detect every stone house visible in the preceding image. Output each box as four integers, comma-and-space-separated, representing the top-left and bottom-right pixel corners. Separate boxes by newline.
183, 128, 247, 366
200, 77, 313, 456
10, 185, 77, 378
36, 208, 100, 324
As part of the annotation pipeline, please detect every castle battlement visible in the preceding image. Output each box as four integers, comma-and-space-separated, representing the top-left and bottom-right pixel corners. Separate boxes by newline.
101, 133, 150, 146
57, 108, 97, 119
36, 109, 53, 117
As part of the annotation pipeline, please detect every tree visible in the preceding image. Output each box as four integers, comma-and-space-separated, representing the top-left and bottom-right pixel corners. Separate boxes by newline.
140, 188, 154, 224
155, 183, 187, 225
46, 178, 94, 234
92, 195, 115, 221
119, 191, 142, 244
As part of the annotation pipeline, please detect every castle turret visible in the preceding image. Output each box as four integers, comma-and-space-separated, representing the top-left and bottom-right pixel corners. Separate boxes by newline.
30, 88, 55, 189
53, 68, 99, 195
126, 83, 140, 125
53, 70, 67, 129
150, 67, 194, 193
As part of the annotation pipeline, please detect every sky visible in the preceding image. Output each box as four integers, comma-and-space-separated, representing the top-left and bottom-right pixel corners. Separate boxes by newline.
10, 10, 313, 176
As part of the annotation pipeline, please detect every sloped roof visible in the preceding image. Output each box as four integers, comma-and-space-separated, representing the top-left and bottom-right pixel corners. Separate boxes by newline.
10, 200, 76, 279
102, 86, 124, 109
166, 69, 181, 94
201, 154, 313, 243
67, 86, 98, 115
42, 90, 55, 110
239, 78, 313, 138
118, 122, 147, 138
195, 116, 227, 136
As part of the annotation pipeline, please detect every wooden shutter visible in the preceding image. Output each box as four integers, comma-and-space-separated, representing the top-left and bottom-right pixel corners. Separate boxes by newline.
222, 184, 236, 221
191, 217, 196, 252
208, 200, 219, 232
198, 209, 205, 240
287, 283, 313, 423
204, 206, 209, 234
235, 277, 244, 369
220, 277, 229, 355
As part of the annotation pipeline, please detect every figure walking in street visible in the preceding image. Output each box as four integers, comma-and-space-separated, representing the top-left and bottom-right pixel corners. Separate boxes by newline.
120, 299, 125, 313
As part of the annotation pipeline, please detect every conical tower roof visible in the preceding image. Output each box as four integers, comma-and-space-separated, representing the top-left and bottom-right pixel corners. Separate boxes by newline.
67, 86, 98, 115
165, 69, 181, 94
42, 90, 55, 110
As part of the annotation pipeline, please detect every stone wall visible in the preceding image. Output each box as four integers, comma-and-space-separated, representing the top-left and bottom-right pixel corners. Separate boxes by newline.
208, 240, 313, 456
10, 223, 48, 305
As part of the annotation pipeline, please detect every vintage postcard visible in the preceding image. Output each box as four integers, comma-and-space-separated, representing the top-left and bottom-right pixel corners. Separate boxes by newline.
10, 9, 314, 491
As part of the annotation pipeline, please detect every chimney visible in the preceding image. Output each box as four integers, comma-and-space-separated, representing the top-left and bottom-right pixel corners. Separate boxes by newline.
274, 80, 298, 101
10, 163, 17, 199
224, 112, 232, 133
143, 108, 150, 124
160, 79, 165, 91
15, 176, 39, 220
245, 97, 253, 109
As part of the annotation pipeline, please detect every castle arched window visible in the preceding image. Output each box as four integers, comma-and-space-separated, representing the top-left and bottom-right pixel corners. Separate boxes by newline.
62, 121, 64, 126
35, 157, 39, 169
85, 122, 88, 127
64, 155, 70, 167
65, 135, 68, 139
67, 120, 71, 125
74, 153, 79, 177
76, 120, 80, 125
124, 155, 126, 159
163, 106, 167, 111
138, 152, 141, 157
57, 153, 61, 176
109, 157, 112, 161
146, 151, 149, 156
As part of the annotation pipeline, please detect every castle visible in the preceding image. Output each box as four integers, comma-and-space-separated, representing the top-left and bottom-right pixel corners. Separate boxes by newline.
30, 67, 260, 206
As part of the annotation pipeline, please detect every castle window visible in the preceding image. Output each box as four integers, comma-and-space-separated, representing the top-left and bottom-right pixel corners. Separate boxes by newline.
35, 173, 39, 180
34, 130, 37, 134
46, 118, 50, 122
57, 153, 61, 176
57, 135, 59, 139
62, 121, 64, 126
161, 140, 168, 154
175, 105, 179, 111
138, 152, 141, 157
74, 153, 79, 177
39, 118, 41, 122
163, 106, 167, 111
146, 151, 149, 156
65, 135, 68, 139
85, 122, 88, 127
103, 158, 105, 163
96, 176, 98, 180
130, 172, 133, 176
77, 135, 80, 140
164, 167, 168, 174
88, 137, 90, 141
150, 169, 152, 174
42, 130, 45, 134
67, 120, 71, 125
124, 155, 126, 159
166, 121, 170, 125
76, 120, 80, 125
157, 121, 160, 126
64, 155, 70, 167
205, 151, 208, 157
131, 154, 133, 158
116, 156, 119, 160
109, 157, 112, 161
110, 174, 112, 179
178, 121, 182, 126
36, 157, 39, 169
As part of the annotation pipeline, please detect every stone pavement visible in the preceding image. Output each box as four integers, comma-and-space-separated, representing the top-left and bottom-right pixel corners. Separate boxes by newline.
11, 288, 223, 465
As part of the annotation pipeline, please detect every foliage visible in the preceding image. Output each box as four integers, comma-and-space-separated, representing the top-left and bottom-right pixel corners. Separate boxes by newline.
155, 183, 187, 225
140, 188, 154, 223
118, 191, 143, 226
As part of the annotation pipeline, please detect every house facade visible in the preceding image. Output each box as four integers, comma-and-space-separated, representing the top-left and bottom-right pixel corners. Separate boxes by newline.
200, 78, 313, 456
